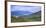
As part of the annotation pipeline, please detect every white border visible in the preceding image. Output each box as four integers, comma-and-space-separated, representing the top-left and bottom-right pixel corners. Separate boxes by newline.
7, 2, 44, 26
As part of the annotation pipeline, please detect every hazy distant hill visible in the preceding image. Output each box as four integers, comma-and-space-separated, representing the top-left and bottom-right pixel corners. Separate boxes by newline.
19, 11, 41, 18
11, 11, 32, 16
31, 11, 41, 16
18, 11, 41, 21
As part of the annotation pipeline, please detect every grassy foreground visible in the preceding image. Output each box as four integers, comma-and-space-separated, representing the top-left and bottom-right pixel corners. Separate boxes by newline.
11, 16, 41, 23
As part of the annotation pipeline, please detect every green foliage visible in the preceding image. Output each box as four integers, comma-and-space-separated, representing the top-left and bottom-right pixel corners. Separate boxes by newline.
11, 15, 41, 23
11, 16, 16, 22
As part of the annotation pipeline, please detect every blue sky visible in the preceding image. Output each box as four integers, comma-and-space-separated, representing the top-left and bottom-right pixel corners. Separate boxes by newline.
11, 5, 41, 13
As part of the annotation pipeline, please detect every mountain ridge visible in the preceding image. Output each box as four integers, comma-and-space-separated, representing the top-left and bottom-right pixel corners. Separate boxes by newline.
11, 11, 32, 16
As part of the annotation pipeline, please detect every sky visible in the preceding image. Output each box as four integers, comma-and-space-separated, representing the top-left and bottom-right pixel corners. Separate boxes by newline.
11, 5, 41, 13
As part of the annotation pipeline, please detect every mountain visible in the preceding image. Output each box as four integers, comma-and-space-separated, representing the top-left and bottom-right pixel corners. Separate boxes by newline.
31, 11, 41, 15
11, 11, 32, 16
18, 11, 41, 18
